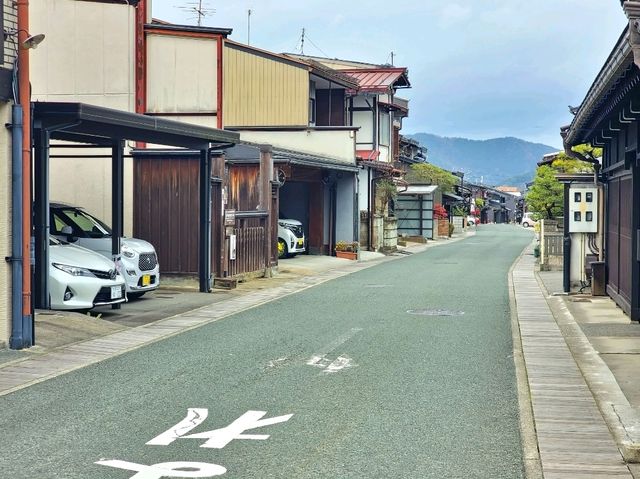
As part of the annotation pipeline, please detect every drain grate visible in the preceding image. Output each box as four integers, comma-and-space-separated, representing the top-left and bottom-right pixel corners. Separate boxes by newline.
407, 309, 465, 317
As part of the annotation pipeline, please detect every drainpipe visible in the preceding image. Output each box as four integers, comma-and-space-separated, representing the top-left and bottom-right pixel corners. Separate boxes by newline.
9, 105, 24, 349
17, 0, 33, 348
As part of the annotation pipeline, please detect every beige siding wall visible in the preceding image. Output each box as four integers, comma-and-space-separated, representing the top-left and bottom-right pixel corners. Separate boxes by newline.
0, 103, 10, 347
30, 0, 136, 234
147, 35, 218, 114
223, 45, 308, 127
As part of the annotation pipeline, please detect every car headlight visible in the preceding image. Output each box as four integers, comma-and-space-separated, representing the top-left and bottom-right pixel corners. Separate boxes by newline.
121, 245, 136, 258
52, 263, 96, 277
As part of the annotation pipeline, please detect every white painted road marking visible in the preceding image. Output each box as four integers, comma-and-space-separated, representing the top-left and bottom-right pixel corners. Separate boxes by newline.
95, 460, 226, 478
147, 410, 293, 449
306, 328, 361, 373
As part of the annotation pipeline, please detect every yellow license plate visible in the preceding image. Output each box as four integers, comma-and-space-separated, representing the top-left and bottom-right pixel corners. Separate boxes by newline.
297, 239, 304, 247
142, 275, 151, 286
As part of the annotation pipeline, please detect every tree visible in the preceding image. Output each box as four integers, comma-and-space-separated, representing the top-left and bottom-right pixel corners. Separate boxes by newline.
525, 144, 599, 219
526, 166, 564, 219
406, 163, 458, 192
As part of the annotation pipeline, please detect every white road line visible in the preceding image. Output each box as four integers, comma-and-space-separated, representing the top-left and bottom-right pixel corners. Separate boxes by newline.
306, 328, 361, 372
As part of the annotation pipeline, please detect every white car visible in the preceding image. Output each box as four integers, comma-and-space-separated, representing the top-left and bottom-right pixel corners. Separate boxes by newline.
49, 237, 126, 310
50, 203, 160, 299
278, 218, 306, 259
521, 212, 538, 228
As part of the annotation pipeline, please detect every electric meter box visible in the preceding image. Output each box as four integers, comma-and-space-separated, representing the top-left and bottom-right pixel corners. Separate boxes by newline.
568, 186, 598, 233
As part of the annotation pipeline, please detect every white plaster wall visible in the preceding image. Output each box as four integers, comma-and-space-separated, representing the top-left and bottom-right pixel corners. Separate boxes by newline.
239, 130, 356, 164
30, 0, 136, 234
0, 104, 11, 347
336, 174, 356, 242
352, 110, 373, 147
357, 168, 369, 212
146, 35, 218, 113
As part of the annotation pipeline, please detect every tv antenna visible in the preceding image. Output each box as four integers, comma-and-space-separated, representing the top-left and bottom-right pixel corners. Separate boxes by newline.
177, 1, 215, 27
247, 9, 252, 45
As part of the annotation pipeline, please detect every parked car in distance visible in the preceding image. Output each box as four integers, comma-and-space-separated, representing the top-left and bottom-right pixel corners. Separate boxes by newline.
278, 218, 306, 259
50, 202, 160, 299
466, 215, 478, 226
521, 212, 538, 228
49, 236, 126, 310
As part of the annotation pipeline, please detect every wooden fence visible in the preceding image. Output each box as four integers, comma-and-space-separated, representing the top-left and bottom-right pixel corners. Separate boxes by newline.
227, 211, 267, 277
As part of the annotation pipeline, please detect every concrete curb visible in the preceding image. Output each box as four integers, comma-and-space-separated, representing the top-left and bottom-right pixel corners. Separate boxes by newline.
536, 271, 640, 463
509, 243, 543, 479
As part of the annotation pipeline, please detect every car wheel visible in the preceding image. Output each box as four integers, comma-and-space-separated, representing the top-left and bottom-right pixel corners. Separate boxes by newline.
523, 222, 529, 228
277, 238, 288, 259
128, 292, 146, 300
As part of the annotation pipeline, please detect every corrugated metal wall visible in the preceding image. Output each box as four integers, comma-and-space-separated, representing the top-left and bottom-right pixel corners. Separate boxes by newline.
223, 43, 308, 127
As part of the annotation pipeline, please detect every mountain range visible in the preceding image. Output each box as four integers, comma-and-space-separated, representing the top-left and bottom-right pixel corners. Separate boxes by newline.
406, 133, 559, 188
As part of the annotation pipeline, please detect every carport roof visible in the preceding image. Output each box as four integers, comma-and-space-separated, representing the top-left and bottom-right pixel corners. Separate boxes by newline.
32, 102, 239, 149
225, 143, 359, 172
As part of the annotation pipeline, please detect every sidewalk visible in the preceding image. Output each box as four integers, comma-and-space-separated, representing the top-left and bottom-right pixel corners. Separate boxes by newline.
512, 246, 640, 478
0, 229, 474, 396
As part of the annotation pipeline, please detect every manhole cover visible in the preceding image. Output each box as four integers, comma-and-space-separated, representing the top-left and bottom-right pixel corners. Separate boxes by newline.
407, 309, 465, 317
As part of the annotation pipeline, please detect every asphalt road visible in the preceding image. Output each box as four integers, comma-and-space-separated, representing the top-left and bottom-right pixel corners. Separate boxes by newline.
0, 224, 533, 479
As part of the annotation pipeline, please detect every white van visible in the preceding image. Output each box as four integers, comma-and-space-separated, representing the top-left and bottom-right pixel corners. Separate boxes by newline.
50, 203, 160, 299
277, 218, 306, 259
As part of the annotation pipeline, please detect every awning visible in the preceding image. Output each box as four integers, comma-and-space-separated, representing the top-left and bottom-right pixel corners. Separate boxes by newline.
443, 192, 463, 201
342, 67, 410, 93
225, 143, 359, 172
33, 102, 239, 149
398, 185, 438, 195
356, 149, 380, 160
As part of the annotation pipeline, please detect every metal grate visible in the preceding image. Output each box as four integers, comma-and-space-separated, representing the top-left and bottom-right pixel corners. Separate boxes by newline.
139, 253, 158, 271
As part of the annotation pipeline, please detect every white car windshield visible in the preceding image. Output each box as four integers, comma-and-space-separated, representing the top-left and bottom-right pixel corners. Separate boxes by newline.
51, 207, 112, 239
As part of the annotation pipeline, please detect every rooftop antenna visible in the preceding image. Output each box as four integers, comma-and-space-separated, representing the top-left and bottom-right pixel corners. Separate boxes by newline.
300, 28, 305, 54
390, 51, 395, 66
177, 0, 215, 27
247, 9, 252, 45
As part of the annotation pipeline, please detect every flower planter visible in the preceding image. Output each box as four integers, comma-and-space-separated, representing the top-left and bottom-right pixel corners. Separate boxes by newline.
437, 218, 449, 236
335, 250, 358, 260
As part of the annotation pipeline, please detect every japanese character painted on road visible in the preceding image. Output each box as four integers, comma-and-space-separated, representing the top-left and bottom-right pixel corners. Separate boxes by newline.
95, 460, 226, 479
146, 409, 294, 449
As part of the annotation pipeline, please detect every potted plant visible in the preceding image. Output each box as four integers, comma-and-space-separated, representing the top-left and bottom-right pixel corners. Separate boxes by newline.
434, 203, 449, 236
335, 241, 359, 260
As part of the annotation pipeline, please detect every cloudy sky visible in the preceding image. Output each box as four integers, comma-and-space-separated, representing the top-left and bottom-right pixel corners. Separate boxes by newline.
151, 0, 627, 148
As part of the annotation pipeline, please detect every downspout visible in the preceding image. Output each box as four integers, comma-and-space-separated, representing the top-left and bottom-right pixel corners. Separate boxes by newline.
9, 105, 24, 349
217, 36, 224, 129
18, 0, 33, 348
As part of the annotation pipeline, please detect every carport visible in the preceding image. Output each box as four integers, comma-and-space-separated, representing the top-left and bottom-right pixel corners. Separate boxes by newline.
31, 102, 239, 309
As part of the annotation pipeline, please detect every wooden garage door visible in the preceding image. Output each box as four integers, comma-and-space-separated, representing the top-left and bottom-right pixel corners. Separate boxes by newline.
607, 174, 633, 314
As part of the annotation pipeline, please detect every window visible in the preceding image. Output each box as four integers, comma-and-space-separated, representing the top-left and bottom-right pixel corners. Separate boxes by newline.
574, 212, 581, 222
586, 192, 593, 202
586, 211, 593, 222
574, 192, 581, 202
379, 113, 390, 146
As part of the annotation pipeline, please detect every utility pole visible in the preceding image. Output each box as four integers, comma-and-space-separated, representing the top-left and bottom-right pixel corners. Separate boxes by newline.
247, 9, 252, 45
